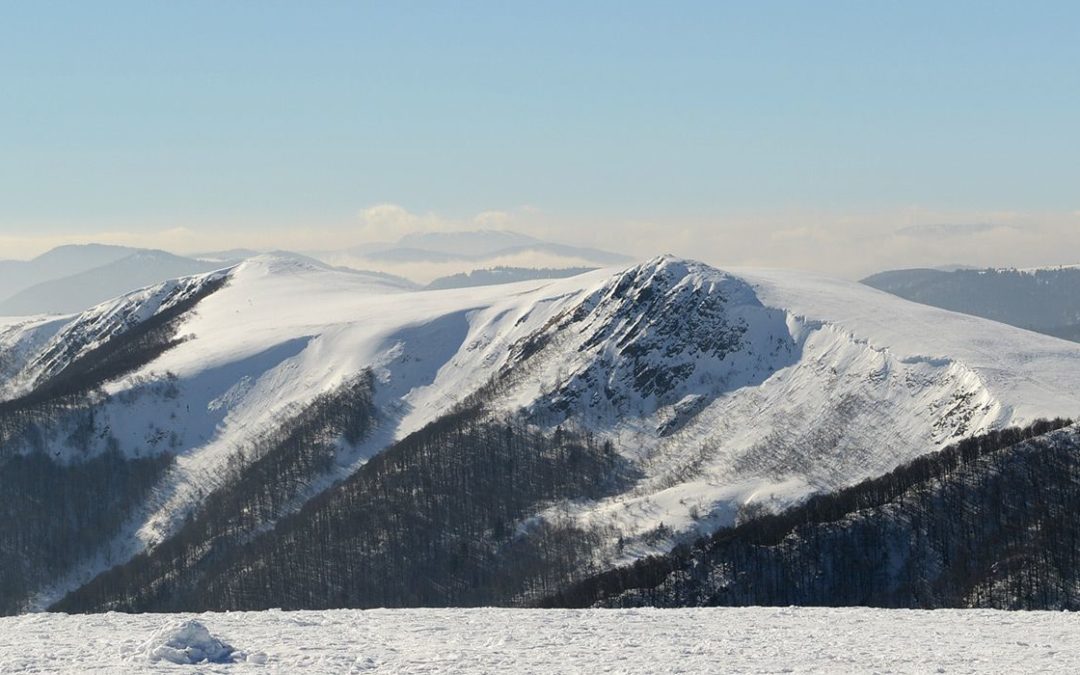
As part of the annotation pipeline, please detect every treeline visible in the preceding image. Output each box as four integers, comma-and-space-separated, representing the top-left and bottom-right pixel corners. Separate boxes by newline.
57, 407, 638, 613
543, 418, 1079, 610
0, 277, 232, 614
0, 448, 173, 614
6, 275, 227, 410
53, 372, 378, 614
0, 275, 227, 455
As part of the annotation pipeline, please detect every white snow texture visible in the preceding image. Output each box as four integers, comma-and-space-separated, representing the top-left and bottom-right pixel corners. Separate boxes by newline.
137, 619, 265, 665
1, 608, 1078, 673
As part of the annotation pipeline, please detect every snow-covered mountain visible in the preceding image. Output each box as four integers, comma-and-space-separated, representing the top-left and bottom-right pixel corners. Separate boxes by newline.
3, 254, 1080, 612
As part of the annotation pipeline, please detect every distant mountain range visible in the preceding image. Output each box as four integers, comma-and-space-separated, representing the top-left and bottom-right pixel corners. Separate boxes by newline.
425, 266, 596, 290
0, 231, 629, 316
863, 266, 1080, 342
0, 250, 229, 317
0, 244, 143, 302
347, 230, 631, 265
312, 230, 632, 282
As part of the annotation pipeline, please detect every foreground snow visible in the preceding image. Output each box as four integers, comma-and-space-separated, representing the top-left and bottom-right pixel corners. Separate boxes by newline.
1, 608, 1077, 673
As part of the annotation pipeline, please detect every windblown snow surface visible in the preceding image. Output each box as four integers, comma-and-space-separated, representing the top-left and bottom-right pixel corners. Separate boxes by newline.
2, 607, 1079, 673
5, 254, 1080, 607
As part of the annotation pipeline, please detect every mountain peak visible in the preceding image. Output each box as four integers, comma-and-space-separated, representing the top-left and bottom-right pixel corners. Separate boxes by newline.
30, 243, 140, 263
500, 256, 781, 419
236, 251, 335, 277
632, 254, 699, 278
608, 256, 758, 306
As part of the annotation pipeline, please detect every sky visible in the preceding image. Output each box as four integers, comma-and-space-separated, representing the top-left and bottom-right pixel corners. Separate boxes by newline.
2, 1, 1079, 277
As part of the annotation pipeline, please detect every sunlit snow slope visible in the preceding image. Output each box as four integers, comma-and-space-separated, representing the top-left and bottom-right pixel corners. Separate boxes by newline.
4, 253, 1080, 605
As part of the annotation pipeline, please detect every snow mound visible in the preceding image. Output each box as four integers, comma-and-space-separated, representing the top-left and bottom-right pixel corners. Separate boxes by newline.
138, 619, 263, 665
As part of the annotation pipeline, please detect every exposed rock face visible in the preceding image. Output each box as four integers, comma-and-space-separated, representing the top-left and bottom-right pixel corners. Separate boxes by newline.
508, 256, 796, 422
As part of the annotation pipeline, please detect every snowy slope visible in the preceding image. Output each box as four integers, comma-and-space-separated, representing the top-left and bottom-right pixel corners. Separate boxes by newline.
742, 267, 1080, 421
5, 254, 1080, 607
2, 607, 1079, 673
0, 268, 232, 399
0, 316, 69, 399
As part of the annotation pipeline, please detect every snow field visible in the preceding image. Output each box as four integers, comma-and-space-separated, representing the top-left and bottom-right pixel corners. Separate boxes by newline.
1, 607, 1077, 673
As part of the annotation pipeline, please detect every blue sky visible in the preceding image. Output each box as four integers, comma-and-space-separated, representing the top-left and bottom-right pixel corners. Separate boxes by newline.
2, 1, 1078, 274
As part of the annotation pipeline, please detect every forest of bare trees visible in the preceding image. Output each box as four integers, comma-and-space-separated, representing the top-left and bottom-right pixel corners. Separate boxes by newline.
56, 401, 637, 613
544, 419, 1080, 610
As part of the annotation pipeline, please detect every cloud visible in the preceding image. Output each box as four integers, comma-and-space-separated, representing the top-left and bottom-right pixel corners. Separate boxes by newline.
895, 223, 1023, 238
354, 204, 525, 243
473, 210, 512, 228
2, 206, 1078, 282
358, 203, 417, 227
0, 226, 206, 260
316, 249, 611, 285
699, 211, 1080, 278
769, 226, 830, 243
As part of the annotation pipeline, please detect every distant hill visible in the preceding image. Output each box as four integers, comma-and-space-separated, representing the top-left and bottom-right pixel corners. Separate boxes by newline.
313, 230, 632, 283
0, 244, 140, 304
425, 266, 595, 290
0, 250, 227, 316
862, 266, 1080, 342
349, 236, 630, 266
393, 230, 543, 257
191, 249, 262, 263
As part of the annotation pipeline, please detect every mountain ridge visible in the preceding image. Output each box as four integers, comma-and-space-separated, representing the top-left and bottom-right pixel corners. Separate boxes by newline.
3, 255, 1080, 612
862, 266, 1080, 342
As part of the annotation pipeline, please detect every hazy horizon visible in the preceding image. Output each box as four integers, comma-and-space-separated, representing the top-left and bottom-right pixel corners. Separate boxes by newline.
4, 209, 1080, 281
3, 2, 1079, 278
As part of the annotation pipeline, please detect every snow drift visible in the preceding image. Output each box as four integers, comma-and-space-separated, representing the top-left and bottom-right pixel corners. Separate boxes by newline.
137, 619, 265, 665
